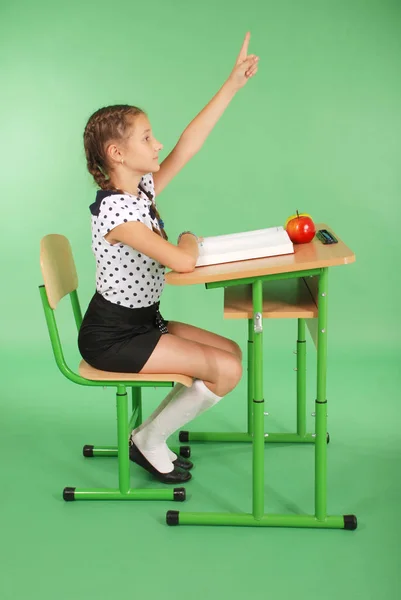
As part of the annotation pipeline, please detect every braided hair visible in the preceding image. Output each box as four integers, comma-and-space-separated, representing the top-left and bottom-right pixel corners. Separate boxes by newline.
83, 105, 168, 240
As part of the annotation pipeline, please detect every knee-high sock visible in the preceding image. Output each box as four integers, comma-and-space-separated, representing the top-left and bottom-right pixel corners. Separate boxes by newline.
131, 379, 223, 473
129, 382, 185, 461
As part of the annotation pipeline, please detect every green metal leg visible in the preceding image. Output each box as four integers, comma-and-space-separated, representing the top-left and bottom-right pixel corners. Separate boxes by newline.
179, 432, 315, 443
247, 318, 254, 435
173, 513, 350, 528
117, 386, 129, 494
315, 268, 328, 520
252, 279, 265, 519
297, 318, 307, 437
132, 386, 142, 429
64, 384, 184, 503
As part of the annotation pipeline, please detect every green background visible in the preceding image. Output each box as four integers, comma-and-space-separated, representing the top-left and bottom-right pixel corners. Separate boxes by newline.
1, 0, 400, 598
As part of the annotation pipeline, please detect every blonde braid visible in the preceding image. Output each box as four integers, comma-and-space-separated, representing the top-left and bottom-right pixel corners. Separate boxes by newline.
150, 201, 168, 241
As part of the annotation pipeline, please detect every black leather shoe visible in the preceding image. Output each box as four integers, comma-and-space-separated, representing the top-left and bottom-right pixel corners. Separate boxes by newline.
173, 456, 193, 470
129, 441, 192, 484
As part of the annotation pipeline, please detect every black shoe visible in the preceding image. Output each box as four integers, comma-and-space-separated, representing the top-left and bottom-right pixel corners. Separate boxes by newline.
173, 455, 194, 470
129, 441, 192, 484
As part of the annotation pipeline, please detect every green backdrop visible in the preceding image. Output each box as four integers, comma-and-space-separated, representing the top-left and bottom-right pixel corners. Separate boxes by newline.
1, 0, 400, 598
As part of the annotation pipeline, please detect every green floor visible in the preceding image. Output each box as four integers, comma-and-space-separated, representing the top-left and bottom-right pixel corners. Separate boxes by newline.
1, 345, 400, 599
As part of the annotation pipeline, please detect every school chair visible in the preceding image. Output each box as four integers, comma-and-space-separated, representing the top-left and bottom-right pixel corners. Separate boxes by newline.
39, 233, 192, 504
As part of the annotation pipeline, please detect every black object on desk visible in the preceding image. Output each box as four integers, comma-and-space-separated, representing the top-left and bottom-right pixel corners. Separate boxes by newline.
317, 229, 338, 244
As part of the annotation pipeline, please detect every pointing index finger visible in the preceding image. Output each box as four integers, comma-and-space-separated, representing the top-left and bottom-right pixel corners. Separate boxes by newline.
237, 31, 251, 63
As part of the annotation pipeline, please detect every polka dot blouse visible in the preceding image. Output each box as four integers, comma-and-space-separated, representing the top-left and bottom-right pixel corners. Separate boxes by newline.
89, 172, 165, 309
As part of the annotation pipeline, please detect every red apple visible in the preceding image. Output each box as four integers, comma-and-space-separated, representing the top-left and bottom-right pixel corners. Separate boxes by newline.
285, 210, 316, 244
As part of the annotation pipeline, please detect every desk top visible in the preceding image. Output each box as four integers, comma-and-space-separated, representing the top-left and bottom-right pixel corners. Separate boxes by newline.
165, 223, 355, 287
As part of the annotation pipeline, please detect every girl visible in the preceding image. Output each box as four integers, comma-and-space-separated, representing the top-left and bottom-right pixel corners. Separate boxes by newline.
78, 33, 259, 484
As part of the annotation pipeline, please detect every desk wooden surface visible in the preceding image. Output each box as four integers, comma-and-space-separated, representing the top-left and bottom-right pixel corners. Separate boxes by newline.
165, 223, 355, 287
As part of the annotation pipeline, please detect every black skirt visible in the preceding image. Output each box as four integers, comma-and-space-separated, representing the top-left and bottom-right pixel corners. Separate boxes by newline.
78, 291, 169, 373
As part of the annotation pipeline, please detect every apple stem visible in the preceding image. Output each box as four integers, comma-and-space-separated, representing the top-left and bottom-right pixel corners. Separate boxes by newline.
296, 209, 299, 218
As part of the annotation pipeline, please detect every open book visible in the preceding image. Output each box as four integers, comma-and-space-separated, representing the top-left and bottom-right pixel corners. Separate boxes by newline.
195, 226, 294, 267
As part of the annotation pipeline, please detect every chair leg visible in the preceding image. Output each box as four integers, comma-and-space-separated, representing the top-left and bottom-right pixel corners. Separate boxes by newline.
83, 383, 191, 459
117, 385, 131, 494
63, 384, 186, 503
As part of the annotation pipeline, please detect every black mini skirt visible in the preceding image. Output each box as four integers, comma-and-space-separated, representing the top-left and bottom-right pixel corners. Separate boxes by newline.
78, 291, 169, 373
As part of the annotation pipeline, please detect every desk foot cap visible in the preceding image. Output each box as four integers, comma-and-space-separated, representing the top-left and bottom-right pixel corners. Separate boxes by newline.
179, 445, 191, 458
83, 445, 94, 457
343, 515, 357, 530
167, 510, 180, 526
173, 488, 186, 502
63, 487, 76, 502
179, 431, 189, 443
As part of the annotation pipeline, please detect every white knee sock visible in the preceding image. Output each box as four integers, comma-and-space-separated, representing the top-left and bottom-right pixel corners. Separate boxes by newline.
131, 379, 223, 473
129, 382, 185, 462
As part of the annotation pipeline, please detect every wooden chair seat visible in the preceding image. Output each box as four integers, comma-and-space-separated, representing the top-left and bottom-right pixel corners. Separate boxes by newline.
79, 359, 193, 386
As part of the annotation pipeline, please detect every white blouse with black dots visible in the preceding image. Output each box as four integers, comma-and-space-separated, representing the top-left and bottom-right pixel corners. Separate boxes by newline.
89, 172, 165, 309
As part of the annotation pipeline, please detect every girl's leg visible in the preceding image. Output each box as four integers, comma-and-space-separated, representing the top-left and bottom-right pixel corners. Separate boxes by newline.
131, 379, 223, 473
129, 382, 185, 461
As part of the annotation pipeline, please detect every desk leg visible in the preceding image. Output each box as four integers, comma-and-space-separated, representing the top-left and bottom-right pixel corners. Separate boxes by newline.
131, 386, 142, 428
315, 268, 328, 520
247, 319, 255, 436
297, 319, 307, 437
252, 279, 265, 520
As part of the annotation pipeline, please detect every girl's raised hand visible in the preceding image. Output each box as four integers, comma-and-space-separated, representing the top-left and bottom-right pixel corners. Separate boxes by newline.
227, 31, 259, 91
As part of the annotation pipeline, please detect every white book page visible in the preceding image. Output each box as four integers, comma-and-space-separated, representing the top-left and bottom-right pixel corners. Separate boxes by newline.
200, 225, 284, 245
195, 226, 294, 267
198, 226, 291, 254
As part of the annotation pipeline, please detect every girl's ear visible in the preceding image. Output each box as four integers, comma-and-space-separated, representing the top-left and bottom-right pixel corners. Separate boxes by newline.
106, 142, 123, 165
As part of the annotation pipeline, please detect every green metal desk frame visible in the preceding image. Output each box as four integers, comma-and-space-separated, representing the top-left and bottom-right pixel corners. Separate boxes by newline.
166, 266, 357, 529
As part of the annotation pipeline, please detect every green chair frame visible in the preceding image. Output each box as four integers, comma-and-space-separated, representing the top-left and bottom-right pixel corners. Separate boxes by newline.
39, 234, 191, 505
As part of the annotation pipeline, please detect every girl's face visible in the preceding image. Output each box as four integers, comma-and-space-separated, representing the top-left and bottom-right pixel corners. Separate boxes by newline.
120, 113, 163, 174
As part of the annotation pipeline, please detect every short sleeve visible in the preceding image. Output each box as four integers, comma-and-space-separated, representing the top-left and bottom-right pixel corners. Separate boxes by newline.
97, 194, 144, 238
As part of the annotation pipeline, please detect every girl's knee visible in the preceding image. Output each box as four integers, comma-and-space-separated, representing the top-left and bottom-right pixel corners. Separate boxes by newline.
229, 340, 242, 361
226, 358, 243, 392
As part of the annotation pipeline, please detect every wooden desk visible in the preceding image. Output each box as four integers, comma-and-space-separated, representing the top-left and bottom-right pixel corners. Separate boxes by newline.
165, 223, 357, 529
